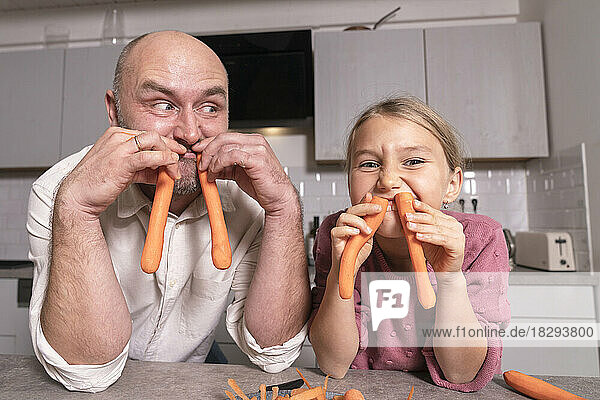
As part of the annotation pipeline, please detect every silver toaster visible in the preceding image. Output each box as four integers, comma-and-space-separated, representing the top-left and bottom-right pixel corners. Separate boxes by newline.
514, 231, 576, 271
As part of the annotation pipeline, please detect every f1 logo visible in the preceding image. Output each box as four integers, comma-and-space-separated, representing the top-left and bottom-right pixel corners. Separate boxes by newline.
369, 280, 410, 331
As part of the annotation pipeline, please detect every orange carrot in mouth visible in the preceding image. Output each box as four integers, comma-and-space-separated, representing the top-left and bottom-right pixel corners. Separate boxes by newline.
339, 195, 388, 299
503, 370, 588, 399
394, 192, 436, 309
141, 168, 174, 274
197, 154, 232, 269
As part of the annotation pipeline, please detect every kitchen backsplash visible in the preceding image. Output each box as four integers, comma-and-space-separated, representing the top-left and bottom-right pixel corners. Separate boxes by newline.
0, 171, 42, 259
525, 144, 591, 271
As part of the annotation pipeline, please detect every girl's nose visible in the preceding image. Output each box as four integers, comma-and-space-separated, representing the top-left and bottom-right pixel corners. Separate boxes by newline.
378, 169, 403, 191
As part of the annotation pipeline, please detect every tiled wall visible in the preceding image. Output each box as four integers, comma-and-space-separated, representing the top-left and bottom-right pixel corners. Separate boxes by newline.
0, 171, 43, 259
525, 144, 591, 271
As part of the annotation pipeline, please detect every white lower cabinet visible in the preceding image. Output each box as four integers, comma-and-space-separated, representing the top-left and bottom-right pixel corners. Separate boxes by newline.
502, 284, 599, 376
0, 279, 33, 355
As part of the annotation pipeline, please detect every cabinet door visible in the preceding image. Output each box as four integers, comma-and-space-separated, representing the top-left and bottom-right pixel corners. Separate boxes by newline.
314, 30, 426, 161
61, 45, 124, 158
426, 22, 548, 159
0, 49, 64, 168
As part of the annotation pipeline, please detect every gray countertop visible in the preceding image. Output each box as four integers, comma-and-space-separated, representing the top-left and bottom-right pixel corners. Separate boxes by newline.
0, 355, 597, 399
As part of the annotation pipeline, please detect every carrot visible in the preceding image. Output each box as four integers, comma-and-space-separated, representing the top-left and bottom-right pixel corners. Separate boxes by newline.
225, 390, 236, 400
291, 388, 307, 396
343, 389, 365, 400
295, 368, 312, 389
197, 154, 232, 269
259, 384, 266, 400
394, 192, 436, 309
289, 386, 325, 400
323, 375, 329, 393
503, 370, 588, 399
339, 195, 388, 299
406, 385, 414, 400
140, 168, 174, 274
272, 387, 279, 399
227, 378, 250, 400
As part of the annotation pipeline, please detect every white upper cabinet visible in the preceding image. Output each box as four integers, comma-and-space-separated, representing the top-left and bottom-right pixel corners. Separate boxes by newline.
0, 49, 64, 168
425, 22, 548, 159
314, 29, 426, 161
61, 45, 124, 158
313, 23, 549, 161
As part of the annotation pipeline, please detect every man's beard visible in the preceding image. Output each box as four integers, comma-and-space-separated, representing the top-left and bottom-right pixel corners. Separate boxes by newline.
118, 112, 201, 196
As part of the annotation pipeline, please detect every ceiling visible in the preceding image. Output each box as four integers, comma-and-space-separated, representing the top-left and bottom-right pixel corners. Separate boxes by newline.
0, 0, 174, 12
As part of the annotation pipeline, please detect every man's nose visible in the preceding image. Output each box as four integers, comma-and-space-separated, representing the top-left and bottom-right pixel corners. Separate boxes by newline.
172, 108, 202, 145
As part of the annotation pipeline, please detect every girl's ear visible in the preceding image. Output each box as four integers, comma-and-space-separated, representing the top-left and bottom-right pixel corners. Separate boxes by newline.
443, 167, 463, 204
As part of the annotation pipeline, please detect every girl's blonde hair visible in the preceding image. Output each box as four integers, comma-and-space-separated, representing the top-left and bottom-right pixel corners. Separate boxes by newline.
345, 96, 467, 174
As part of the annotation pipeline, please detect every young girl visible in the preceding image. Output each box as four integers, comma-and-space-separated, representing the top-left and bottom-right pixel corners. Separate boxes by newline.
308, 96, 510, 392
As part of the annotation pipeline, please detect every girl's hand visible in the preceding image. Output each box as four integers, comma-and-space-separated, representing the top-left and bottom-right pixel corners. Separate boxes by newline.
404, 199, 465, 274
330, 193, 382, 280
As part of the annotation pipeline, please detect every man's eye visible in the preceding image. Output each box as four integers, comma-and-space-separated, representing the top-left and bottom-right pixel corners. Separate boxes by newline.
198, 105, 217, 113
405, 158, 425, 166
154, 102, 175, 111
358, 161, 380, 168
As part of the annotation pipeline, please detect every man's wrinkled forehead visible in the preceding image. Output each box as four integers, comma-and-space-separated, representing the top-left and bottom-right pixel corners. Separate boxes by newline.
122, 32, 228, 94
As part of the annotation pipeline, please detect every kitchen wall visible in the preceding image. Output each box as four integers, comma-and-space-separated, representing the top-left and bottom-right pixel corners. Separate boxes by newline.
519, 0, 600, 158
525, 144, 591, 271
0, 0, 519, 51
0, 171, 42, 259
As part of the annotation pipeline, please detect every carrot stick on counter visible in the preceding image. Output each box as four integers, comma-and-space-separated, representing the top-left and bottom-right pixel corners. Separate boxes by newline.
197, 154, 232, 270
141, 168, 174, 274
339, 195, 388, 300
503, 370, 588, 400
394, 192, 436, 309
295, 368, 312, 389
406, 386, 415, 400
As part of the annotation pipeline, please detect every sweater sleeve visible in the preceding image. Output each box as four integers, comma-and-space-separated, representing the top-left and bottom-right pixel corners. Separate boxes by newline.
422, 214, 511, 392
307, 212, 371, 353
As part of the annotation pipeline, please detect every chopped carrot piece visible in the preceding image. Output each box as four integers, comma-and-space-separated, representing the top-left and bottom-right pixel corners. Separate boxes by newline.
259, 384, 266, 400
227, 378, 250, 400
295, 368, 312, 389
225, 390, 236, 400
407, 385, 414, 400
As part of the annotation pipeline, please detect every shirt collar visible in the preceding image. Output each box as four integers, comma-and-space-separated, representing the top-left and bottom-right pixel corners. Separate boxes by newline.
117, 182, 236, 219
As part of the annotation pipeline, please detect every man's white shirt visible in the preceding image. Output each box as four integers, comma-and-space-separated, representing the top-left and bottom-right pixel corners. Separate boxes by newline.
27, 146, 307, 392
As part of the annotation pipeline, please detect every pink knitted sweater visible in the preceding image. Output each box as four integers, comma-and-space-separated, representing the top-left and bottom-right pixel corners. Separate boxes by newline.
309, 210, 511, 392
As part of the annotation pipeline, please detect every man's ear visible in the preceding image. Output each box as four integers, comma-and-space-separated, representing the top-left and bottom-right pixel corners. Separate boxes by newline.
443, 167, 463, 204
105, 90, 119, 127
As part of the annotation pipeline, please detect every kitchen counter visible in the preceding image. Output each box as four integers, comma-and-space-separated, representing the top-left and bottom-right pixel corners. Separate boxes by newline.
1, 355, 597, 399
508, 266, 599, 286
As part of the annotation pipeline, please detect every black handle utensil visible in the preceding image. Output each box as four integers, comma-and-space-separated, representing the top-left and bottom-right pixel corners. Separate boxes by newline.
265, 378, 304, 391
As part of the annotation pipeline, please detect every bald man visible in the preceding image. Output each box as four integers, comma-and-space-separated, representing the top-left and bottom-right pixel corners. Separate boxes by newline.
27, 31, 311, 392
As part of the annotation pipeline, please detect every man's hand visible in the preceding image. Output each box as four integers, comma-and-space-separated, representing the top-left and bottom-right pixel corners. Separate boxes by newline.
192, 133, 297, 217
59, 127, 186, 217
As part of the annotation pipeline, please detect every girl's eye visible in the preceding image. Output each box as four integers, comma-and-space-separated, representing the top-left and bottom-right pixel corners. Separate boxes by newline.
154, 102, 175, 111
404, 158, 425, 166
358, 161, 380, 169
